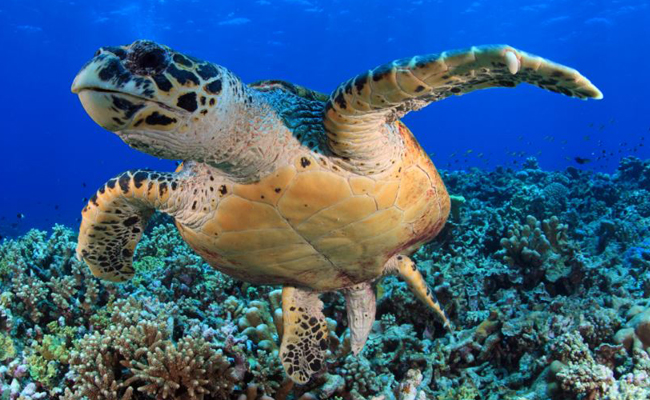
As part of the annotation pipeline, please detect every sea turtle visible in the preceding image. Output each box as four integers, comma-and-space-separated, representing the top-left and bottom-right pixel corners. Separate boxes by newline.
71, 40, 602, 383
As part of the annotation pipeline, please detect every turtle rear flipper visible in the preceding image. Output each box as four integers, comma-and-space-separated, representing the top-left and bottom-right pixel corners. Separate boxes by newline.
323, 45, 603, 171
385, 255, 452, 331
343, 282, 376, 355
77, 170, 179, 282
280, 286, 329, 384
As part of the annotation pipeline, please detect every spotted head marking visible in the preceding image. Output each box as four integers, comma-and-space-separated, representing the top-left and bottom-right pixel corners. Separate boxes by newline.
71, 40, 238, 160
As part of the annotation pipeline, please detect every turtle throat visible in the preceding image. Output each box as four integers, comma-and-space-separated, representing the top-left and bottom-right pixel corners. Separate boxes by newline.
190, 82, 297, 182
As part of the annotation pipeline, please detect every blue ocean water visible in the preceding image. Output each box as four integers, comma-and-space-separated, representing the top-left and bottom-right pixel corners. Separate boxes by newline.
0, 0, 648, 237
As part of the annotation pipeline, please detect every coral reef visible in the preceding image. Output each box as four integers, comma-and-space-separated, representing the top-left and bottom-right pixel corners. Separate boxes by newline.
497, 215, 586, 291
1, 156, 649, 399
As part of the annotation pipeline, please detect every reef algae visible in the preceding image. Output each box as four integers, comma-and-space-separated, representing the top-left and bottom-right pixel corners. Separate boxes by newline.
1, 156, 649, 399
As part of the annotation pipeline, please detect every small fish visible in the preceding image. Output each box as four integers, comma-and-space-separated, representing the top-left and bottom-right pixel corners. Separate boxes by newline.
54, 205, 59, 210
465, 149, 473, 155
583, 135, 590, 141
82, 197, 88, 202
0, 234, 3, 241
82, 182, 87, 188
17, 213, 25, 219
574, 157, 592, 165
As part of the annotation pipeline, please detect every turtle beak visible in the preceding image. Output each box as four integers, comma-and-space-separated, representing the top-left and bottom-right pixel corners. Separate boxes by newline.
72, 47, 157, 131
71, 64, 94, 94
71, 51, 130, 94
76, 90, 147, 131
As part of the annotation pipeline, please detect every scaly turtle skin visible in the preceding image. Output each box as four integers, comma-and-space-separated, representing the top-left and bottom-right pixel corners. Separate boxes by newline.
71, 40, 602, 383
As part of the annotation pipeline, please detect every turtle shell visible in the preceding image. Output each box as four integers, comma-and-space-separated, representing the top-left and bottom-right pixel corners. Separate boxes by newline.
175, 121, 450, 291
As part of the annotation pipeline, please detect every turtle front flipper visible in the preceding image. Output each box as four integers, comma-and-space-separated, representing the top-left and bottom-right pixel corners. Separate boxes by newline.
385, 255, 452, 331
77, 170, 180, 282
280, 286, 329, 384
323, 45, 603, 171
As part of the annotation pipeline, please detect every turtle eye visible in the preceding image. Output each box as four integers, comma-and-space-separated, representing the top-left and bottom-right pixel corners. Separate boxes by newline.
138, 49, 165, 70
126, 41, 169, 76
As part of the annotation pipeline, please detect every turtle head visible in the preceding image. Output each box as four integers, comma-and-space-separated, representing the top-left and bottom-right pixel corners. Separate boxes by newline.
72, 40, 239, 160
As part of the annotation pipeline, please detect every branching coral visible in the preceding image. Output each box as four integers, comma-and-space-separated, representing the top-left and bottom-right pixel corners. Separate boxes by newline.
65, 298, 239, 400
341, 354, 380, 396
0, 224, 107, 327
124, 337, 235, 399
497, 215, 586, 290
